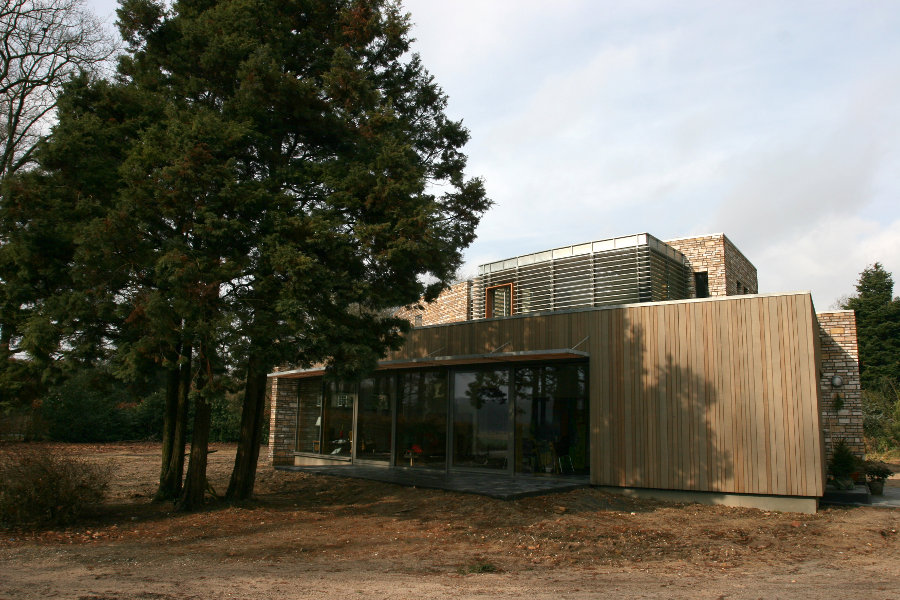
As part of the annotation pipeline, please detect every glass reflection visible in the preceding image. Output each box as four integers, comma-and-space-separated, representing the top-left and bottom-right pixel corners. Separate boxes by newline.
323, 380, 354, 456
514, 364, 589, 475
453, 369, 510, 470
356, 375, 394, 462
296, 378, 323, 453
396, 370, 446, 468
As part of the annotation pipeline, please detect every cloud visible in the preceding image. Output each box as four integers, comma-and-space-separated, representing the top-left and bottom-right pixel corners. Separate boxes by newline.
710, 68, 900, 306
755, 215, 900, 308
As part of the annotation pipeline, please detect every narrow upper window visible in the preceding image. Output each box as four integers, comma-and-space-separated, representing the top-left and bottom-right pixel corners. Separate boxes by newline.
694, 272, 709, 298
486, 283, 514, 318
414, 314, 423, 327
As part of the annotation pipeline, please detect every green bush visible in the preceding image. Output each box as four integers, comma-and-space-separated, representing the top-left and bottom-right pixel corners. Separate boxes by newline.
828, 439, 862, 489
862, 383, 900, 453
208, 391, 243, 442
125, 390, 166, 441
41, 374, 133, 442
0, 446, 110, 526
38, 368, 252, 443
40, 370, 167, 442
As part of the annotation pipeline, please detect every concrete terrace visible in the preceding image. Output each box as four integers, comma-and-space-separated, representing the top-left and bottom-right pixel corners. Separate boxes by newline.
276, 464, 589, 500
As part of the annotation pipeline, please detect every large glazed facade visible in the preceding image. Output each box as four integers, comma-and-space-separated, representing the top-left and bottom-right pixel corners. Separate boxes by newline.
269, 233, 862, 512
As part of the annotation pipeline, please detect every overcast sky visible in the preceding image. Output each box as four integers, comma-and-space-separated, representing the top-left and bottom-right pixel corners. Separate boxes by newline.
87, 0, 900, 309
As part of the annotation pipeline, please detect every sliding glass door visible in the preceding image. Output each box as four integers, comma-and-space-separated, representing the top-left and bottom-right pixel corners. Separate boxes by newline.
452, 368, 511, 471
356, 375, 394, 463
296, 362, 587, 476
396, 370, 447, 468
514, 364, 589, 475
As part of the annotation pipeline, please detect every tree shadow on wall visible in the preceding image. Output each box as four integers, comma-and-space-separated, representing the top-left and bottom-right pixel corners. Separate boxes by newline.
596, 316, 737, 496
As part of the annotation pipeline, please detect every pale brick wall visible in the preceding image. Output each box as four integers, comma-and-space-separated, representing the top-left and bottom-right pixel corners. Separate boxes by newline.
722, 236, 759, 296
817, 310, 864, 459
268, 374, 299, 466
666, 234, 758, 298
395, 280, 471, 326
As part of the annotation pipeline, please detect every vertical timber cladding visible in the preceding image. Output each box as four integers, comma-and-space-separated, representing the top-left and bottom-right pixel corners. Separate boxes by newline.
591, 293, 824, 497
386, 292, 824, 497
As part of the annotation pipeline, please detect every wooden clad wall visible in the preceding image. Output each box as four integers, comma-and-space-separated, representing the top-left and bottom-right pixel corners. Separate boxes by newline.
386, 292, 825, 498
593, 293, 824, 497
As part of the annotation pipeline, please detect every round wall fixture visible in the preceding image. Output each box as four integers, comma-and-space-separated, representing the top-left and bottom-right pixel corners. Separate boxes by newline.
831, 375, 844, 388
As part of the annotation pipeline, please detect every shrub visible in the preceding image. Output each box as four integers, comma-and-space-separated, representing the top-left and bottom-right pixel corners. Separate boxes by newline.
124, 390, 166, 441
0, 446, 110, 526
861, 381, 900, 453
828, 439, 862, 489
209, 391, 243, 442
457, 560, 499, 574
864, 460, 893, 483
41, 371, 133, 442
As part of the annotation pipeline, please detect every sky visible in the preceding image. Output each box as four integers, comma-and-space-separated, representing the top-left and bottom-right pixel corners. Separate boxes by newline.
86, 0, 900, 309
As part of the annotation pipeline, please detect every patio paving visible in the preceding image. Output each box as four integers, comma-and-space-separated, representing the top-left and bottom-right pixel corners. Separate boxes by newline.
821, 480, 900, 508
276, 464, 589, 500
870, 482, 900, 508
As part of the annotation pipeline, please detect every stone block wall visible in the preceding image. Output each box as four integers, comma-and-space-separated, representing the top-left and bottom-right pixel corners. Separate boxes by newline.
816, 310, 864, 459
722, 236, 759, 296
268, 374, 299, 466
395, 280, 472, 326
665, 234, 758, 298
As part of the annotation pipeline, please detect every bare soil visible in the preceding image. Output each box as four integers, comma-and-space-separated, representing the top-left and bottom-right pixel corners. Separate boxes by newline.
1, 442, 899, 599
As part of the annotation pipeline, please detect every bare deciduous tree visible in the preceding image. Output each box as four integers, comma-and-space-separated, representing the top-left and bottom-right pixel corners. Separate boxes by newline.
0, 0, 115, 180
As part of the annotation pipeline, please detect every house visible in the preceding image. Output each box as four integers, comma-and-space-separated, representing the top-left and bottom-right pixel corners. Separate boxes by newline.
268, 233, 862, 513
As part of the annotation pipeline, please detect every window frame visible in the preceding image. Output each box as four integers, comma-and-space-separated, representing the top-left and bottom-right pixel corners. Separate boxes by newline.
485, 283, 514, 318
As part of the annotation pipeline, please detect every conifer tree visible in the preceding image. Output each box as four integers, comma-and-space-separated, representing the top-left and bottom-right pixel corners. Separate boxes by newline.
841, 263, 900, 388
9, 0, 488, 508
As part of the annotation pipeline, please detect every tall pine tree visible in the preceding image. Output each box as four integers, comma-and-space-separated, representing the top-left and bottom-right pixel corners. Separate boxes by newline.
9, 0, 489, 508
841, 263, 900, 388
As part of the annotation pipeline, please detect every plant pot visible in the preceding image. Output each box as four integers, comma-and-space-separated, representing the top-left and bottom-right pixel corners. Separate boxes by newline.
869, 480, 885, 496
833, 476, 856, 490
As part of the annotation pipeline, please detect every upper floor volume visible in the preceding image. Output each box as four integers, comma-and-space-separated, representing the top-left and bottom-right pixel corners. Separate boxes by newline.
473, 233, 690, 318
397, 232, 760, 327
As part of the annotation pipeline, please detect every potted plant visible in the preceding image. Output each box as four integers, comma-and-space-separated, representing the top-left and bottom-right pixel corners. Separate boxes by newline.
864, 460, 893, 496
828, 440, 861, 490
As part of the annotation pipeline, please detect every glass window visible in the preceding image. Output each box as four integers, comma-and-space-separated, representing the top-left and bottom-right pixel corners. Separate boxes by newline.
296, 378, 323, 453
694, 272, 709, 298
453, 369, 510, 470
514, 364, 589, 475
357, 374, 395, 462
396, 370, 447, 468
486, 283, 513, 318
322, 381, 354, 456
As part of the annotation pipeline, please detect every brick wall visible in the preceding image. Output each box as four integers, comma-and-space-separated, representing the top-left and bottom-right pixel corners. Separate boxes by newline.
816, 310, 864, 459
268, 374, 299, 466
665, 234, 758, 298
395, 280, 472, 326
722, 236, 759, 296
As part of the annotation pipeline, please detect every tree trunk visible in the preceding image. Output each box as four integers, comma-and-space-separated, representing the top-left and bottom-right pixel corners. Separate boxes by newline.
155, 341, 192, 501
226, 350, 269, 500
153, 360, 181, 502
170, 343, 192, 492
177, 341, 211, 512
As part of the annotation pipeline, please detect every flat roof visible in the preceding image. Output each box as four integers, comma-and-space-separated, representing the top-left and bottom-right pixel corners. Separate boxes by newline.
270, 291, 818, 378
269, 348, 589, 378
477, 232, 685, 275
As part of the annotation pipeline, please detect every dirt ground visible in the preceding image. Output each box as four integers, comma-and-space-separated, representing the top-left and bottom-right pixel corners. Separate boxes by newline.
1, 443, 899, 600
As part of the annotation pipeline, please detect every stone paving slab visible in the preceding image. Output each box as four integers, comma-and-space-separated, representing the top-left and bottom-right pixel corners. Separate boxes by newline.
821, 482, 900, 508
870, 483, 900, 508
276, 464, 589, 500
